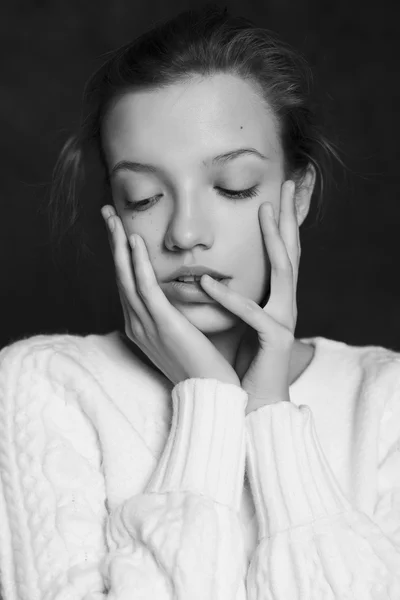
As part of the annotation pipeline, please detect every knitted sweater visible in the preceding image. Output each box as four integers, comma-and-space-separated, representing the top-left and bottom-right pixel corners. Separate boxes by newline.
0, 331, 400, 600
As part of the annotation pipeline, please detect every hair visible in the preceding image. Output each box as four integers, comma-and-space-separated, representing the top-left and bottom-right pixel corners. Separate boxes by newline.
44, 3, 342, 263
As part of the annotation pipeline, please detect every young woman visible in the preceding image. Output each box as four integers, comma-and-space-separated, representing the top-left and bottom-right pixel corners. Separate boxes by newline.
1, 5, 399, 599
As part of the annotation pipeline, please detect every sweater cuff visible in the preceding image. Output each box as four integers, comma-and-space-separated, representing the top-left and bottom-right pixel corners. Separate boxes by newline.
245, 401, 352, 539
145, 378, 248, 511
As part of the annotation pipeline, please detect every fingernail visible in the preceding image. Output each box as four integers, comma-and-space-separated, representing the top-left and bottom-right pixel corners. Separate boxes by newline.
129, 234, 136, 249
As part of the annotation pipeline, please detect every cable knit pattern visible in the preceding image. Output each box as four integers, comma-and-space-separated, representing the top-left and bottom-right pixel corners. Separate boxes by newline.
0, 334, 248, 600
0, 338, 108, 600
0, 331, 400, 599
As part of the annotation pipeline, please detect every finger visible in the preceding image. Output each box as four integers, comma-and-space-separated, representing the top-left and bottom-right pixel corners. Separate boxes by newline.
101, 205, 165, 337
130, 234, 177, 320
279, 181, 300, 281
117, 282, 146, 339
107, 216, 202, 346
119, 285, 164, 369
278, 181, 300, 322
200, 275, 294, 348
260, 202, 295, 331
109, 216, 154, 329
102, 210, 144, 333
129, 233, 197, 340
101, 205, 116, 220
101, 205, 117, 245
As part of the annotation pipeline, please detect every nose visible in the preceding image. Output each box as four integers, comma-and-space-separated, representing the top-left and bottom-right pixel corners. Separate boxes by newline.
164, 197, 214, 252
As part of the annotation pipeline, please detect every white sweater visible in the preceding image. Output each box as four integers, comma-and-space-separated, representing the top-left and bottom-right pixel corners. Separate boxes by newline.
0, 330, 400, 599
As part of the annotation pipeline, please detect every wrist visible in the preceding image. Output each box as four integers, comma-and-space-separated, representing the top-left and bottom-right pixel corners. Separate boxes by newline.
147, 378, 247, 509
245, 395, 290, 415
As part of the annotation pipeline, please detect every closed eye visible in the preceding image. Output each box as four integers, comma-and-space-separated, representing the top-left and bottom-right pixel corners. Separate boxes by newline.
216, 185, 259, 199
123, 185, 260, 210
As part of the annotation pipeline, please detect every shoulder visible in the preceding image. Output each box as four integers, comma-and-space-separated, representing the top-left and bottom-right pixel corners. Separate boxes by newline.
309, 335, 400, 379
0, 331, 111, 487
344, 339, 400, 395
0, 334, 109, 595
0, 329, 157, 396
0, 332, 109, 475
0, 331, 105, 384
346, 340, 400, 458
0, 330, 172, 462
0, 331, 130, 411
312, 336, 400, 411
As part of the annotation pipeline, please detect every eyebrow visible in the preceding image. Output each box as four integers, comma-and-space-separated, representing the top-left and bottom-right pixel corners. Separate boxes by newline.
110, 148, 268, 177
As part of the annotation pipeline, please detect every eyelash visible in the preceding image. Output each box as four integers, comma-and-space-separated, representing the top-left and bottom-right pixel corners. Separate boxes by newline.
123, 185, 260, 211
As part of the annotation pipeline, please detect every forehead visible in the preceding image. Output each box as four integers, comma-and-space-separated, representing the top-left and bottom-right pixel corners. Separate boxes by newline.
102, 73, 282, 167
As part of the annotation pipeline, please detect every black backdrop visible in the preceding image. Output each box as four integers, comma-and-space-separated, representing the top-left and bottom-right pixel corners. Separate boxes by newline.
1, 0, 399, 351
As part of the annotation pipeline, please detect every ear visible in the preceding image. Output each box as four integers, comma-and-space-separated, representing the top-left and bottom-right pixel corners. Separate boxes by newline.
294, 165, 316, 226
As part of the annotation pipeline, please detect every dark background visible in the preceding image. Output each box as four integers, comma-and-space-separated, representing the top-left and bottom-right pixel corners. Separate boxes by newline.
1, 0, 399, 352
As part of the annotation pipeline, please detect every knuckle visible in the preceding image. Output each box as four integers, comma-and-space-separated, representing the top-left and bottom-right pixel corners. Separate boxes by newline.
284, 261, 294, 277
280, 328, 295, 347
268, 323, 294, 348
273, 252, 292, 271
136, 278, 152, 299
282, 259, 291, 273
129, 320, 144, 340
245, 300, 257, 311
274, 263, 293, 280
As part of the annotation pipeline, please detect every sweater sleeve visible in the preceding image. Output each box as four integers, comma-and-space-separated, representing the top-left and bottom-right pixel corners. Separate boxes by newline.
244, 370, 400, 598
0, 339, 249, 600
104, 377, 249, 600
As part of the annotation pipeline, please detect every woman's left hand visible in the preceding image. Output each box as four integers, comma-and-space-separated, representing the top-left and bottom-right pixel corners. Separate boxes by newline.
200, 180, 300, 415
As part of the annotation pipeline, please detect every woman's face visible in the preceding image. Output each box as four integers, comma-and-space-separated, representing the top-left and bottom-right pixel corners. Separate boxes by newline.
102, 73, 286, 334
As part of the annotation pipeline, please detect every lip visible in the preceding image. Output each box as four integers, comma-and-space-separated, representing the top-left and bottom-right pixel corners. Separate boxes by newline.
166, 278, 230, 303
167, 264, 230, 282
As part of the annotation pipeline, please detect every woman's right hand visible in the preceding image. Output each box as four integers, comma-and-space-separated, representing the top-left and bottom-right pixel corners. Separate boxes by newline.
101, 205, 241, 388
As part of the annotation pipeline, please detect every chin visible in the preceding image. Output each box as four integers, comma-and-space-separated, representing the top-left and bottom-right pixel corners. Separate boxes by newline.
173, 301, 241, 334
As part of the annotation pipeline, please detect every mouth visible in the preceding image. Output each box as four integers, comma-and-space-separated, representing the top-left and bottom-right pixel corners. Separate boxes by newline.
174, 276, 225, 284
166, 277, 230, 303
